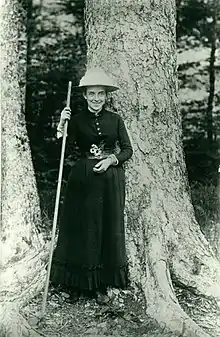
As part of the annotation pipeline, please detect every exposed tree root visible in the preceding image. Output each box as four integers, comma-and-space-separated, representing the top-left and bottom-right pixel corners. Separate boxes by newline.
0, 303, 43, 337
0, 244, 48, 306
126, 186, 220, 337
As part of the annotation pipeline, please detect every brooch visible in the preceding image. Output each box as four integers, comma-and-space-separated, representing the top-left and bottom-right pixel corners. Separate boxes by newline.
89, 141, 105, 158
90, 144, 102, 157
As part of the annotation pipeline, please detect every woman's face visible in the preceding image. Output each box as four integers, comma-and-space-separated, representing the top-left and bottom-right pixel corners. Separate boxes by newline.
83, 86, 107, 112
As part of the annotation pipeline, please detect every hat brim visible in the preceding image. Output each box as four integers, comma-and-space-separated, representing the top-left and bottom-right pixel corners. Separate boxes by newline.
74, 84, 119, 92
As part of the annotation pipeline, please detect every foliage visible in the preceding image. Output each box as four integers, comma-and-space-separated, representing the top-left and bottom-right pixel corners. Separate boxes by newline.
177, 0, 220, 184
176, 0, 216, 43
26, 0, 86, 195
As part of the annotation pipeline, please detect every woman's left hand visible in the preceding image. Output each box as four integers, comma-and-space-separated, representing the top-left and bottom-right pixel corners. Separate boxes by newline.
93, 158, 111, 174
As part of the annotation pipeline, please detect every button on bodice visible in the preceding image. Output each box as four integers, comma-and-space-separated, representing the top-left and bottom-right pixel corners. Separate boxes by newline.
94, 117, 102, 136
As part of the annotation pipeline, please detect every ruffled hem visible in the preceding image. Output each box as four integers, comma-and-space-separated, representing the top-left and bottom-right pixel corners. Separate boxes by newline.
50, 261, 128, 292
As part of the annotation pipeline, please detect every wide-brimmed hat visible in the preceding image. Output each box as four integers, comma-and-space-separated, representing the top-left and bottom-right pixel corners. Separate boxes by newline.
78, 68, 119, 92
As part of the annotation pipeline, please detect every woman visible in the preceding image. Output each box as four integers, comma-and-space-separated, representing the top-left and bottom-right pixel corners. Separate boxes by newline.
50, 68, 133, 305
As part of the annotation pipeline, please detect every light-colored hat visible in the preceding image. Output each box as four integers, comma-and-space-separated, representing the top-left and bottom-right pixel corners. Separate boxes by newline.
78, 68, 119, 92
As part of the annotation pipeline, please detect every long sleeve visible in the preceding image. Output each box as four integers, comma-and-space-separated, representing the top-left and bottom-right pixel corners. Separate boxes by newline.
56, 115, 77, 141
115, 116, 133, 165
56, 121, 66, 139
56, 115, 82, 164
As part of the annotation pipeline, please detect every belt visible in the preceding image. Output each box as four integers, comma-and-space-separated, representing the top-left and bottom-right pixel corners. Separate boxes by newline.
87, 155, 108, 160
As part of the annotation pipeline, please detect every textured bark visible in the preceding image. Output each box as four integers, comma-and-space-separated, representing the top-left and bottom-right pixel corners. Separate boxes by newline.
85, 1, 220, 336
0, 1, 46, 335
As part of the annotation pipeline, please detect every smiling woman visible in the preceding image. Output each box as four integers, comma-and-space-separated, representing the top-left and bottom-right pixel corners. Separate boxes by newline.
50, 68, 133, 305
83, 87, 107, 113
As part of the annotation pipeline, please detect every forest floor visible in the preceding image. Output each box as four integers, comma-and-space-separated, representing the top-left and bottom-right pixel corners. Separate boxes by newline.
22, 285, 181, 337
21, 282, 220, 337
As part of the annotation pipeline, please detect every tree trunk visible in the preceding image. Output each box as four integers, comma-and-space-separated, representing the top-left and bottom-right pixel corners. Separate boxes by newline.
0, 1, 46, 335
85, 1, 220, 336
25, 0, 33, 127
206, 16, 216, 145
201, 2, 220, 261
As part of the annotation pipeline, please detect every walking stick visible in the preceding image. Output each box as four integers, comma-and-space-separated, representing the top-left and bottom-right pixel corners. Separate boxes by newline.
40, 81, 72, 318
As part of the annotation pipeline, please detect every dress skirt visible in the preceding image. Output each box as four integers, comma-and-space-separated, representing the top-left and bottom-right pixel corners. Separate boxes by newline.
50, 158, 128, 292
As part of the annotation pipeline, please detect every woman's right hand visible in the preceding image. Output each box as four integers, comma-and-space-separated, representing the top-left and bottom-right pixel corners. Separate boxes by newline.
60, 107, 71, 124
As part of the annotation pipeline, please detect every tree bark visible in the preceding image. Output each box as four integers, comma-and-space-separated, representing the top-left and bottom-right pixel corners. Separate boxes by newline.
25, 0, 33, 127
0, 0, 46, 335
85, 1, 220, 336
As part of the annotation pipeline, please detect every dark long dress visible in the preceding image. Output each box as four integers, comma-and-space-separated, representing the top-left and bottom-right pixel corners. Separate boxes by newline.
50, 107, 133, 293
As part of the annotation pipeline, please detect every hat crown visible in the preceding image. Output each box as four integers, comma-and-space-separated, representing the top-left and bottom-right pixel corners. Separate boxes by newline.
79, 67, 119, 92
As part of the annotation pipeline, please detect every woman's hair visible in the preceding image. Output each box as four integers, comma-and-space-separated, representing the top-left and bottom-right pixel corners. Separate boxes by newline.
83, 87, 108, 95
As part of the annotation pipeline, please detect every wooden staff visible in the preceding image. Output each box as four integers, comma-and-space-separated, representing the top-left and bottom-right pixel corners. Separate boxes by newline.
41, 81, 72, 318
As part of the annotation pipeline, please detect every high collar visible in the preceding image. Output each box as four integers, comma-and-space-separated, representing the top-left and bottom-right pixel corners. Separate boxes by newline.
87, 107, 104, 118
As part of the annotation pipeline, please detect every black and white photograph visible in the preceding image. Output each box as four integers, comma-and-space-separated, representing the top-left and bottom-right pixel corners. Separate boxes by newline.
1, 0, 220, 336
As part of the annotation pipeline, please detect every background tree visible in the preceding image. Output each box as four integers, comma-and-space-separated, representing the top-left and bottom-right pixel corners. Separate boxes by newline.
84, 0, 220, 336
177, 0, 220, 181
0, 0, 47, 335
176, 0, 220, 256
